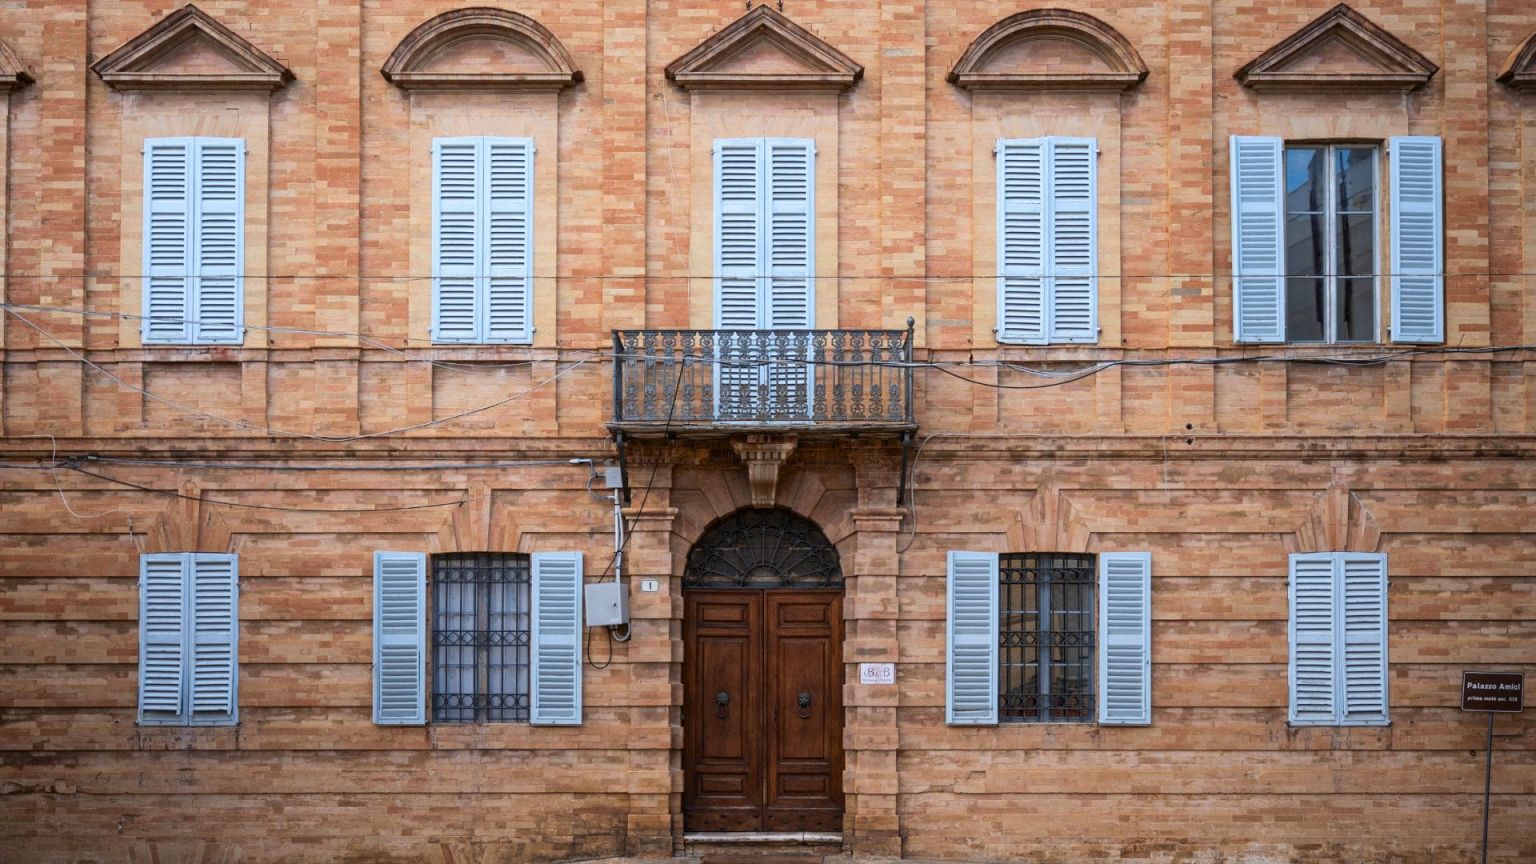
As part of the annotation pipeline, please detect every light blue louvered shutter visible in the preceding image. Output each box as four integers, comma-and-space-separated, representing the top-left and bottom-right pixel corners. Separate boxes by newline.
1288, 553, 1338, 725
142, 139, 193, 344
765, 138, 815, 417
1389, 137, 1444, 343
714, 139, 765, 419
1230, 136, 1285, 343
1339, 553, 1388, 725
138, 554, 188, 723
1098, 552, 1151, 725
190, 138, 244, 344
432, 138, 482, 343
485, 138, 534, 343
997, 139, 1047, 344
373, 552, 427, 725
531, 551, 583, 725
188, 554, 238, 724
1047, 137, 1098, 343
946, 550, 998, 725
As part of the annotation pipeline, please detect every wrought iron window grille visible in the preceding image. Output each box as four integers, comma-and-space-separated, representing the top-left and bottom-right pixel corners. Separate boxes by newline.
999, 552, 1097, 723
430, 553, 532, 723
683, 508, 843, 589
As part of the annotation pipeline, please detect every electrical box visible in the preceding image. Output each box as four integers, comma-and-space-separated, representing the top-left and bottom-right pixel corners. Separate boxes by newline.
584, 581, 629, 627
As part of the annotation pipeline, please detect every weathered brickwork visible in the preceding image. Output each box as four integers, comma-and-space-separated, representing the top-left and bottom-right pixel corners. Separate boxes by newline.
0, 0, 1533, 862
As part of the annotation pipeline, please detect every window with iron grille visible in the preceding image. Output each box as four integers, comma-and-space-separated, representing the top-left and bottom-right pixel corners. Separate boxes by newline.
431, 553, 531, 723
999, 552, 1096, 722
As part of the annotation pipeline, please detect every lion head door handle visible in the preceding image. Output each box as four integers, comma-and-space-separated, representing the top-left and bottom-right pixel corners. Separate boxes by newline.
714, 691, 730, 719
796, 691, 812, 719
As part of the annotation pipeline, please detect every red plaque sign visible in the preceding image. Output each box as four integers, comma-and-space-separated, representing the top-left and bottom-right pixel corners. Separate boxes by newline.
1462, 672, 1524, 713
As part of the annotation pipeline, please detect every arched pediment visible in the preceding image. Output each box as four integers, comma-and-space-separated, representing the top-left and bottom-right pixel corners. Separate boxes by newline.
1235, 4, 1437, 92
665, 4, 862, 92
380, 8, 582, 92
92, 4, 292, 92
948, 9, 1147, 92
1497, 30, 1536, 93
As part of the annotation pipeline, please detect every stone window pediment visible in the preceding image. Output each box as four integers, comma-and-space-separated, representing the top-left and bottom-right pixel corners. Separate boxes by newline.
380, 8, 582, 92
0, 40, 31, 92
1497, 31, 1536, 93
1235, 3, 1436, 93
92, 4, 292, 93
665, 4, 861, 92
948, 9, 1147, 92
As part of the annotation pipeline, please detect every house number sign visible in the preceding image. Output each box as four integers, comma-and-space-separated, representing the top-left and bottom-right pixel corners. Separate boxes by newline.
859, 663, 895, 685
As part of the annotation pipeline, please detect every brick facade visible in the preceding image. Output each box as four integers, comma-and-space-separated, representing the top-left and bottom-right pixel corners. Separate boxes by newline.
1, 1, 1533, 862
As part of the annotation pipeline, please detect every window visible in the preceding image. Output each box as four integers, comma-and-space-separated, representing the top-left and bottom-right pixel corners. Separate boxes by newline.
138, 553, 238, 725
371, 550, 583, 726
946, 550, 1150, 726
1231, 135, 1443, 344
141, 137, 245, 345
1288, 552, 1389, 726
431, 136, 534, 344
996, 137, 1098, 344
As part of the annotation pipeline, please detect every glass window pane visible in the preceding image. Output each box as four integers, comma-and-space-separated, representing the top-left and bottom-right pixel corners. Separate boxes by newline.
1286, 278, 1326, 342
1336, 277, 1376, 342
1285, 148, 1324, 213
1285, 213, 1325, 276
1335, 147, 1376, 212
1337, 212, 1376, 277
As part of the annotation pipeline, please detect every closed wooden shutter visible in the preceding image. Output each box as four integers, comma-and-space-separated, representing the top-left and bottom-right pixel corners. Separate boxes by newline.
1339, 554, 1388, 724
433, 138, 484, 343
530, 551, 583, 725
1230, 136, 1285, 343
138, 554, 188, 722
373, 552, 427, 725
188, 554, 238, 723
190, 138, 244, 344
996, 139, 1047, 344
946, 550, 999, 725
1389, 136, 1444, 343
484, 138, 535, 343
1046, 137, 1098, 343
765, 139, 814, 329
1098, 552, 1151, 725
1288, 553, 1338, 724
142, 139, 193, 344
714, 139, 765, 330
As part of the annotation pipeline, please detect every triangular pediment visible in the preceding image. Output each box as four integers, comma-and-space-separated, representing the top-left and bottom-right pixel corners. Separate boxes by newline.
666, 5, 862, 92
381, 8, 582, 92
1497, 30, 1536, 93
948, 9, 1147, 92
92, 4, 292, 92
1235, 4, 1436, 92
0, 39, 32, 92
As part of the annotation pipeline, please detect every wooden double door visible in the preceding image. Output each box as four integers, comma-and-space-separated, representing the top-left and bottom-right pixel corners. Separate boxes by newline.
683, 589, 845, 832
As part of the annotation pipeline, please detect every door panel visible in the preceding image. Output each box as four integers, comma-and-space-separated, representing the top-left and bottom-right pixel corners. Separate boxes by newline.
684, 589, 844, 833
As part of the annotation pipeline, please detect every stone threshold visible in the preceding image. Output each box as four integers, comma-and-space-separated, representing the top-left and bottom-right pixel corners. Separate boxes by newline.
685, 833, 843, 845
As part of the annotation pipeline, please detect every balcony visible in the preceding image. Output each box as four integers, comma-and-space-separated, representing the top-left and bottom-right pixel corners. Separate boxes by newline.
610, 326, 916, 438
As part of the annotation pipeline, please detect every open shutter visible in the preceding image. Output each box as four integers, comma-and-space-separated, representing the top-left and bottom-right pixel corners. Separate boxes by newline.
1098, 552, 1151, 725
139, 554, 188, 723
142, 139, 193, 344
1339, 553, 1388, 725
432, 138, 483, 343
1288, 553, 1338, 725
484, 138, 534, 343
1230, 136, 1285, 343
997, 139, 1047, 344
188, 554, 237, 724
373, 552, 427, 725
946, 550, 999, 725
190, 138, 244, 344
1390, 136, 1444, 343
1047, 137, 1098, 343
531, 551, 583, 725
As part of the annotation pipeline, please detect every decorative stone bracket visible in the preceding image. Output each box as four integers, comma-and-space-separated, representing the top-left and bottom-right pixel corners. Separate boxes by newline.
731, 434, 798, 508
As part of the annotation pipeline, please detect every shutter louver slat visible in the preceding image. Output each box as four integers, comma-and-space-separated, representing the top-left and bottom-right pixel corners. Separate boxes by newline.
433, 139, 482, 343
1098, 552, 1151, 725
485, 139, 534, 343
373, 552, 427, 725
1289, 554, 1339, 724
143, 140, 193, 344
1230, 136, 1286, 343
1047, 138, 1098, 343
191, 140, 244, 344
997, 140, 1046, 344
531, 552, 583, 725
946, 551, 999, 726
188, 554, 237, 723
1390, 137, 1444, 343
1340, 554, 1388, 723
139, 554, 188, 721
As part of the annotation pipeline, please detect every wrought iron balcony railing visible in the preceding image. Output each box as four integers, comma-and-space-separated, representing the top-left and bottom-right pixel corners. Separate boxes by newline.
611, 326, 915, 435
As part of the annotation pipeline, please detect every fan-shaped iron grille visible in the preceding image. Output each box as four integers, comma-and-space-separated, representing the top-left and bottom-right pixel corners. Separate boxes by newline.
683, 508, 843, 589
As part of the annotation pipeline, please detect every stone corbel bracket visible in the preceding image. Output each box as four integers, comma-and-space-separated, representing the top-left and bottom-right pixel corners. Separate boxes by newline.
732, 434, 798, 509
